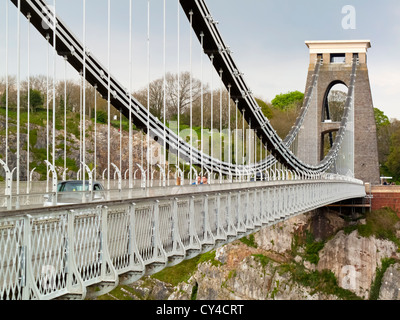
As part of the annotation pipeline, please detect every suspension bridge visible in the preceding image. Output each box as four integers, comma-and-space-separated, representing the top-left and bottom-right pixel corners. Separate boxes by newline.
0, 0, 377, 300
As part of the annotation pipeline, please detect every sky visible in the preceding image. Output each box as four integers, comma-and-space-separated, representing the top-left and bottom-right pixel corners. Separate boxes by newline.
1, 0, 400, 120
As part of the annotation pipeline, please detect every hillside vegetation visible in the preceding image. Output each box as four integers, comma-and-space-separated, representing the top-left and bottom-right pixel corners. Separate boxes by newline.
1, 74, 398, 183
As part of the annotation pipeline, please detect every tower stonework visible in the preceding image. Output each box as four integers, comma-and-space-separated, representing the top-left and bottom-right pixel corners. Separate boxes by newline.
297, 40, 380, 184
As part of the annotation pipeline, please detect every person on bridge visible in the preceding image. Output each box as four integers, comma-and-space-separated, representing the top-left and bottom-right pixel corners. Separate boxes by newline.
192, 176, 208, 185
193, 176, 202, 185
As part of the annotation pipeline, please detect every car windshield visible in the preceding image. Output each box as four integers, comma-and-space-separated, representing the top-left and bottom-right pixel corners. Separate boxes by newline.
58, 182, 90, 192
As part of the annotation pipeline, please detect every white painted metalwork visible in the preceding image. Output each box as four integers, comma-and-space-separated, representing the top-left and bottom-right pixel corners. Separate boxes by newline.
0, 177, 365, 300
0, 0, 370, 301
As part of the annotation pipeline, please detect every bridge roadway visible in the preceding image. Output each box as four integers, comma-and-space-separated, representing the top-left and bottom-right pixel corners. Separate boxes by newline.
0, 175, 365, 300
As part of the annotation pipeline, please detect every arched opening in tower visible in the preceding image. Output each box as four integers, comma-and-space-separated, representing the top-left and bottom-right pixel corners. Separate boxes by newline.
320, 82, 348, 160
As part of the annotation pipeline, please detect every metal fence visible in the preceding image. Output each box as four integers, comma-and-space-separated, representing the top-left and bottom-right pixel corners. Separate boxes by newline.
0, 177, 366, 300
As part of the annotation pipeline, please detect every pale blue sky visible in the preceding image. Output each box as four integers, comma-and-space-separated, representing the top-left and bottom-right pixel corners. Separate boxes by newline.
206, 0, 400, 120
1, 0, 400, 119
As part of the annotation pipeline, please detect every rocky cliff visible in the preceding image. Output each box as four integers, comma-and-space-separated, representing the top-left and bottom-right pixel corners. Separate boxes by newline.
0, 115, 150, 181
102, 208, 400, 301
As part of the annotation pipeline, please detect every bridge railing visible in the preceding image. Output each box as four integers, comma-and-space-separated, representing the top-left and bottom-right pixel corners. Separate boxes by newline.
0, 177, 365, 300
0, 173, 360, 212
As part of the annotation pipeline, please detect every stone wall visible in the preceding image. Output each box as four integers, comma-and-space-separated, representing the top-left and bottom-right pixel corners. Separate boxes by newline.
371, 186, 400, 214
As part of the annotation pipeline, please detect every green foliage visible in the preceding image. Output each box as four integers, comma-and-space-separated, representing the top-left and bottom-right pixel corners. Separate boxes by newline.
96, 285, 138, 300
374, 107, 390, 128
343, 224, 358, 235
29, 129, 38, 147
29, 89, 44, 110
374, 107, 400, 182
255, 98, 273, 119
151, 250, 221, 286
96, 110, 108, 124
240, 234, 258, 248
296, 231, 325, 265
345, 208, 400, 248
198, 250, 222, 267
190, 283, 199, 300
369, 258, 397, 300
304, 242, 325, 265
357, 208, 400, 246
278, 263, 361, 300
55, 157, 79, 172
0, 93, 12, 109
252, 254, 271, 268
271, 91, 304, 110
30, 160, 48, 178
151, 256, 200, 286
110, 118, 136, 132
386, 128, 400, 181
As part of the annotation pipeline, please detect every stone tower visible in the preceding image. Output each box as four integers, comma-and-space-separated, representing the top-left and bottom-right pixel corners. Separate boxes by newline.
297, 40, 380, 185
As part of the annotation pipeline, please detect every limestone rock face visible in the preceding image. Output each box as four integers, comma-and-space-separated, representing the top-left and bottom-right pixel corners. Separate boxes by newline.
317, 230, 398, 299
379, 263, 400, 300
111, 278, 173, 300
0, 117, 149, 182
120, 211, 400, 301
254, 214, 309, 254
169, 241, 336, 301
310, 209, 348, 241
168, 214, 400, 301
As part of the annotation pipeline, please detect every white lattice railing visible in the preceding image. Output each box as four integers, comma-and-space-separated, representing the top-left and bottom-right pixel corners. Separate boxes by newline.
0, 178, 366, 300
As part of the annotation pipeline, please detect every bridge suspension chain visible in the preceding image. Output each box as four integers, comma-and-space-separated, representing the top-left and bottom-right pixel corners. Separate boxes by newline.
5, 0, 357, 188
182, 0, 358, 176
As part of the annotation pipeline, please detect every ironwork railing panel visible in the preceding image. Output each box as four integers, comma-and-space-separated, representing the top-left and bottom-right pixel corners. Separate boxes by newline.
0, 179, 366, 300
0, 217, 26, 300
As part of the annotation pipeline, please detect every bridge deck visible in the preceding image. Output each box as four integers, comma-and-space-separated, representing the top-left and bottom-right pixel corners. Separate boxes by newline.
0, 176, 365, 300
1, 177, 363, 214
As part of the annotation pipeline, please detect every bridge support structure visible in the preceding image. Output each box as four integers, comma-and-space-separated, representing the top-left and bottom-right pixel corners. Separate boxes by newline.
297, 40, 380, 185
0, 177, 365, 300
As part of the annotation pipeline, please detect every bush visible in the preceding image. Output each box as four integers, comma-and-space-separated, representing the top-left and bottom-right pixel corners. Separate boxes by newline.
240, 234, 258, 248
369, 258, 397, 300
96, 110, 108, 124
304, 231, 325, 264
271, 91, 304, 110
279, 263, 361, 300
151, 250, 221, 286
304, 241, 325, 264
358, 208, 400, 246
255, 98, 273, 119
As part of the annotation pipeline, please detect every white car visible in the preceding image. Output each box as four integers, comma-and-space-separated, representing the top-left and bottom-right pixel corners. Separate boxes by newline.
44, 180, 106, 206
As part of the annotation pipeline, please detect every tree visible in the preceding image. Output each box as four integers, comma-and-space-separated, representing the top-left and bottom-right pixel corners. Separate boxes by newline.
165, 72, 203, 119
96, 110, 108, 124
374, 107, 392, 168
270, 106, 300, 139
385, 122, 400, 181
271, 91, 304, 110
373, 107, 400, 183
374, 108, 390, 127
29, 89, 43, 111
327, 90, 346, 121
255, 98, 273, 119
134, 72, 204, 122
0, 76, 17, 109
